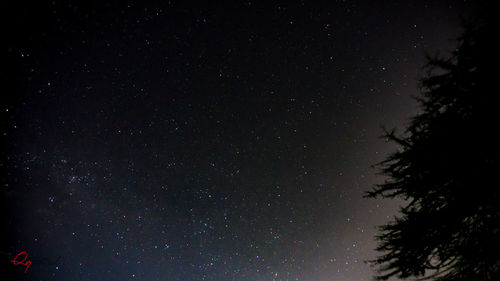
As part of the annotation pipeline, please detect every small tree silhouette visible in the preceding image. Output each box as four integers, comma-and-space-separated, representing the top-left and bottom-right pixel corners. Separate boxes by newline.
366, 16, 499, 281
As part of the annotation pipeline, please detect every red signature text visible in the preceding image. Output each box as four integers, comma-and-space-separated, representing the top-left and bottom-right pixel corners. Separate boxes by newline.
11, 251, 32, 273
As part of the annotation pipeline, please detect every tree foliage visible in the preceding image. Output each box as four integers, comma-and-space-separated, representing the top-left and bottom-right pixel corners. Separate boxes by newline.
367, 16, 499, 281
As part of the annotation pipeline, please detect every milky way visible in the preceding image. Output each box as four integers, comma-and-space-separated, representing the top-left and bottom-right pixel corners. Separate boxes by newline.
2, 1, 476, 280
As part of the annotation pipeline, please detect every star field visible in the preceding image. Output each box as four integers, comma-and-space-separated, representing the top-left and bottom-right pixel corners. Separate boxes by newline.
1, 1, 476, 280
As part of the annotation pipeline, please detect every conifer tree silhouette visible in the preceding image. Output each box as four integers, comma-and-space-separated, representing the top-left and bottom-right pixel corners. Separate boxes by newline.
367, 15, 499, 281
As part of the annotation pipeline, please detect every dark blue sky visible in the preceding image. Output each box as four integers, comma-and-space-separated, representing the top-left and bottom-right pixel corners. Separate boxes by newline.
1, 1, 476, 280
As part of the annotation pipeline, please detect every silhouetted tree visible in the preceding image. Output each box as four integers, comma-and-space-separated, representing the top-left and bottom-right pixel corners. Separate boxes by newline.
367, 15, 499, 281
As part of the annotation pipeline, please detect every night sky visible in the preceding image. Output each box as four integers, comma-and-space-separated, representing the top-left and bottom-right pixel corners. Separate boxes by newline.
2, 1, 477, 280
